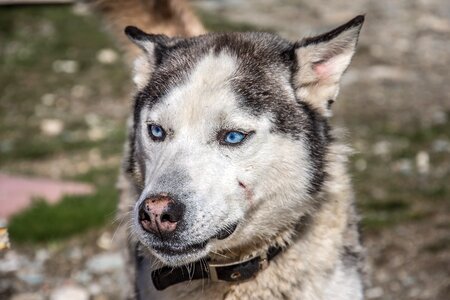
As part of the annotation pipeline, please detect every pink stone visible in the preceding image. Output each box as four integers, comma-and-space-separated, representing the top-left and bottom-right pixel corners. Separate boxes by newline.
0, 173, 94, 220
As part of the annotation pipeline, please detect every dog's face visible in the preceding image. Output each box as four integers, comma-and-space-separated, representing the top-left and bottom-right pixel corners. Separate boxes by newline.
125, 16, 363, 266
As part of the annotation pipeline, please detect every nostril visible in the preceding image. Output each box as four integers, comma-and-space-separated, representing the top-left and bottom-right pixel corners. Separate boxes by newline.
138, 202, 151, 222
161, 213, 173, 223
159, 202, 184, 223
139, 208, 151, 222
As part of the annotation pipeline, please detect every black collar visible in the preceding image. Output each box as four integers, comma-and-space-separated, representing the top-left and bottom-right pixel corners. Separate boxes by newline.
150, 245, 283, 290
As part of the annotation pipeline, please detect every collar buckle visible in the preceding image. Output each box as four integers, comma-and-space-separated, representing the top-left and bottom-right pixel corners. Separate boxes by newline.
208, 263, 220, 282
258, 252, 269, 271
207, 255, 257, 282
207, 252, 270, 283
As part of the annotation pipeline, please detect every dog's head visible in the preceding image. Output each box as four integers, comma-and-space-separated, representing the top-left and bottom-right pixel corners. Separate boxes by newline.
124, 16, 364, 266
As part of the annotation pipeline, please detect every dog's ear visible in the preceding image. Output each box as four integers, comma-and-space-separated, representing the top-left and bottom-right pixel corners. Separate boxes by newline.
125, 26, 172, 52
124, 26, 172, 89
293, 15, 364, 116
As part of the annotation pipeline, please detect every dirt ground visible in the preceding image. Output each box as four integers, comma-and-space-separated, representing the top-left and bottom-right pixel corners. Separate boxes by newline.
0, 0, 449, 299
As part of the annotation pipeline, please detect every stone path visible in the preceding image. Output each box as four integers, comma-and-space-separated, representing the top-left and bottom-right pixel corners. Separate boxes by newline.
0, 173, 94, 220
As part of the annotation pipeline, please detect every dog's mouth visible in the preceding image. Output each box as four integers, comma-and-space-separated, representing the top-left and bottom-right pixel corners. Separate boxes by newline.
151, 223, 238, 257
213, 222, 238, 241
152, 240, 208, 256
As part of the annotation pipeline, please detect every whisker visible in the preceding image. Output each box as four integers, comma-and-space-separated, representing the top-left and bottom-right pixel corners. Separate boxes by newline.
210, 250, 231, 259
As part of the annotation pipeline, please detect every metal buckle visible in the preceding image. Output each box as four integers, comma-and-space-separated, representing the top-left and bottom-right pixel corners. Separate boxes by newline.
207, 255, 258, 282
258, 252, 269, 271
207, 253, 270, 282
208, 263, 220, 282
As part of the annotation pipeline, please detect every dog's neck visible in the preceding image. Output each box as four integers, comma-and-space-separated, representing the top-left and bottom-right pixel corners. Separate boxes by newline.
148, 244, 284, 291
209, 214, 309, 263
144, 214, 311, 291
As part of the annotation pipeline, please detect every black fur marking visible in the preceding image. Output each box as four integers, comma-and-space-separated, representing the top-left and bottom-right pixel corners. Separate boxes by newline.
327, 99, 335, 109
298, 81, 319, 88
296, 15, 364, 48
134, 243, 144, 300
297, 101, 331, 194
342, 245, 361, 268
126, 129, 137, 175
125, 26, 174, 64
124, 26, 147, 41
125, 26, 171, 45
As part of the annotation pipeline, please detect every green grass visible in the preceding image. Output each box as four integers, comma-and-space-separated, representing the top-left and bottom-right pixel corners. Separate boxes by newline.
8, 167, 119, 243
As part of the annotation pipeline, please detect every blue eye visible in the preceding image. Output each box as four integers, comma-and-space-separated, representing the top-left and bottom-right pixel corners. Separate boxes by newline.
223, 131, 246, 145
148, 124, 166, 141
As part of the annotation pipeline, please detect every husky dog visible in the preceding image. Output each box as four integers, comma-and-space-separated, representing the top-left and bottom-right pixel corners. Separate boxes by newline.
100, 1, 366, 298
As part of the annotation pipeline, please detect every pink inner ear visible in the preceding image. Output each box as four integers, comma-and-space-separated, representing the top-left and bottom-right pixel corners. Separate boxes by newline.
313, 62, 330, 79
312, 53, 352, 82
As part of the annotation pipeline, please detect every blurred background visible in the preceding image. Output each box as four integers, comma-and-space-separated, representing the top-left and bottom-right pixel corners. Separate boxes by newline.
0, 0, 449, 299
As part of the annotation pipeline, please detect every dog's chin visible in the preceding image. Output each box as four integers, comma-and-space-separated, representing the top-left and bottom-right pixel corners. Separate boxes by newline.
150, 241, 211, 267
140, 222, 239, 267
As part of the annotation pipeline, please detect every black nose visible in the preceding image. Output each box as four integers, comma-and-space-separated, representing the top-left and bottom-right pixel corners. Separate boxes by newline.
138, 195, 185, 236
